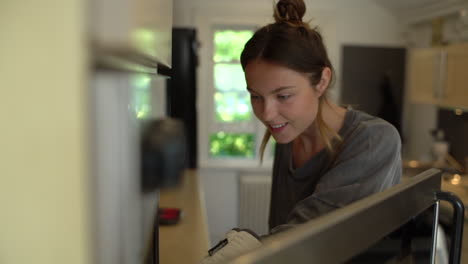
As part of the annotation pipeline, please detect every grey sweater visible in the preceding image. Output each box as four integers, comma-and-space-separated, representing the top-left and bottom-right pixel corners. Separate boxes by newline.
269, 109, 402, 234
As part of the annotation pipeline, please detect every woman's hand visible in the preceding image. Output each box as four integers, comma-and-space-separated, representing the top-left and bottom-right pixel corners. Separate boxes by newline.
200, 229, 262, 264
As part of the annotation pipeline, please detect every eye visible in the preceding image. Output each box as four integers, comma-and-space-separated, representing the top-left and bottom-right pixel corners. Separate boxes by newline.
277, 94, 291, 100
250, 94, 261, 100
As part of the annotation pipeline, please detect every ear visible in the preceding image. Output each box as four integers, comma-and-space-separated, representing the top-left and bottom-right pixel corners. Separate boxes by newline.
315, 67, 331, 97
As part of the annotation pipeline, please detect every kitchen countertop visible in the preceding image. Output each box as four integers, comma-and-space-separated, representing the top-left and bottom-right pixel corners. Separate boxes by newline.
159, 169, 210, 264
158, 168, 466, 263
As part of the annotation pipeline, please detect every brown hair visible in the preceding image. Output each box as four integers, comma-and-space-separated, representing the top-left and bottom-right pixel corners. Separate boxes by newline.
240, 0, 341, 162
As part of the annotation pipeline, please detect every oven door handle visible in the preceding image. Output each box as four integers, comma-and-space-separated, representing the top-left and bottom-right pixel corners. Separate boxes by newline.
436, 191, 465, 264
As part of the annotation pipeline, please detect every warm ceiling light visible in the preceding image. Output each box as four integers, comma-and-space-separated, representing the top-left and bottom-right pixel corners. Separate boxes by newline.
408, 160, 419, 168
451, 174, 461, 185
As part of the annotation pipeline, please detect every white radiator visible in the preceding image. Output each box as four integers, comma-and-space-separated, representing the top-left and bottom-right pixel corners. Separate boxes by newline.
238, 174, 272, 236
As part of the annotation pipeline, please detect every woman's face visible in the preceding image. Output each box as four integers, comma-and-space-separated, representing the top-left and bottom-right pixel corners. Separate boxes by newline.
245, 59, 323, 144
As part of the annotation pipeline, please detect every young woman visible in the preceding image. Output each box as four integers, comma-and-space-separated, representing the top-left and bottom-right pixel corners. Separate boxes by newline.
201, 0, 402, 262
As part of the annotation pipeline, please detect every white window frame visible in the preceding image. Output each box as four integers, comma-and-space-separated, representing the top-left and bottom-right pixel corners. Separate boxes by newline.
197, 21, 274, 169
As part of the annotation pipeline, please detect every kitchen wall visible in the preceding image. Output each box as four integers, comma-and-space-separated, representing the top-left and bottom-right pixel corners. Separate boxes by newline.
0, 1, 92, 263
173, 0, 407, 244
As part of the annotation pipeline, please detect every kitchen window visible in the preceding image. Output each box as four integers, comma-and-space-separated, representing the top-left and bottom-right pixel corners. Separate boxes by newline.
207, 27, 274, 164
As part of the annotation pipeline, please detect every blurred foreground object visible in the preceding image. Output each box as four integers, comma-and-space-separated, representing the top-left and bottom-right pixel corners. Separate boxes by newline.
141, 118, 186, 191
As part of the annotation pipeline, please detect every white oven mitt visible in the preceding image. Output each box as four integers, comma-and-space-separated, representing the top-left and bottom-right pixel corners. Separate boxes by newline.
200, 228, 262, 264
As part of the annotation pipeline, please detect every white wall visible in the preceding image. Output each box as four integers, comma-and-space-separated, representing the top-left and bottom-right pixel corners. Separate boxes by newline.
198, 169, 239, 244
173, 0, 405, 245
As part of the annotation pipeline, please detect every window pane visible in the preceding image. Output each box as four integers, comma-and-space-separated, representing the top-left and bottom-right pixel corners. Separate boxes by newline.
214, 64, 247, 92
215, 91, 251, 122
209, 132, 255, 158
214, 30, 253, 62
214, 64, 252, 122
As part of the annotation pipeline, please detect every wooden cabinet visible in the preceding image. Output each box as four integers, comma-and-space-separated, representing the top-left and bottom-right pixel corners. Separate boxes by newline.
407, 43, 468, 109
444, 44, 468, 108
407, 47, 440, 105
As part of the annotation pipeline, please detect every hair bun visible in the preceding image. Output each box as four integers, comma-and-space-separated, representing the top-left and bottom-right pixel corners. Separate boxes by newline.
273, 0, 306, 24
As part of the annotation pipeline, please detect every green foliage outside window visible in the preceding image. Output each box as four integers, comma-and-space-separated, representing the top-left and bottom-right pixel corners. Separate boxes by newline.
210, 29, 256, 158
214, 63, 251, 122
210, 132, 255, 158
215, 92, 251, 122
213, 31, 253, 123
214, 30, 253, 62
214, 64, 247, 92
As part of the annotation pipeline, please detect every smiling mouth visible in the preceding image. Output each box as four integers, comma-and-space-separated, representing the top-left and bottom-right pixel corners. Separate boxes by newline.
270, 123, 287, 129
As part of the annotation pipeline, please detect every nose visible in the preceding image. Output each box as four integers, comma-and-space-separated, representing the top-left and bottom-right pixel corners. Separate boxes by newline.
255, 99, 277, 122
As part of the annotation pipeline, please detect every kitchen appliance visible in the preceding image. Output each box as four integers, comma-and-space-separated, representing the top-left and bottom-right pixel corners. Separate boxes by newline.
91, 71, 186, 264
166, 28, 199, 169
90, 0, 176, 263
229, 169, 465, 264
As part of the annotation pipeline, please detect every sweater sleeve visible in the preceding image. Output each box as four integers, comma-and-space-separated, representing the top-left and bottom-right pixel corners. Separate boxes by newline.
270, 121, 402, 234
